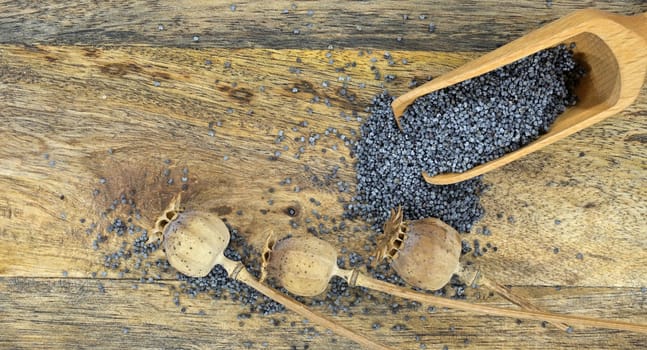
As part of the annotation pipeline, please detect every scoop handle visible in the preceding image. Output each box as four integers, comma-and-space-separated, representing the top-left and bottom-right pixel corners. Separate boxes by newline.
606, 11, 647, 44
629, 12, 647, 41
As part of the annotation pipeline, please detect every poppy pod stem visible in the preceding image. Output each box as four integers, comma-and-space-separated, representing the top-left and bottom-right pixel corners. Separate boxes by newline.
349, 272, 647, 334
263, 234, 647, 333
323, 264, 647, 334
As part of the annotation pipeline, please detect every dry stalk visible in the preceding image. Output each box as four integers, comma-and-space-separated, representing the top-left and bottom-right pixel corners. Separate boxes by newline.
262, 233, 647, 334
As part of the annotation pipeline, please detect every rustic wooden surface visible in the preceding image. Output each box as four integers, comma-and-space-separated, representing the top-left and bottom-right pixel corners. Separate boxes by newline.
1, 1, 646, 349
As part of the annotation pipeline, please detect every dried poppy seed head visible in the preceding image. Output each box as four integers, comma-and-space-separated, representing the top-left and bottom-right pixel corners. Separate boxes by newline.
374, 207, 462, 290
261, 235, 339, 297
374, 206, 408, 262
150, 194, 185, 243
163, 210, 230, 277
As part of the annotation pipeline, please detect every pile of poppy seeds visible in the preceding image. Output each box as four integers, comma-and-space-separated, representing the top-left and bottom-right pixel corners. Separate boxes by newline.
348, 44, 584, 233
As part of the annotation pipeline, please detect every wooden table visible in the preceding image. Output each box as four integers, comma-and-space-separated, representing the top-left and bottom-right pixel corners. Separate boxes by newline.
1, 1, 645, 349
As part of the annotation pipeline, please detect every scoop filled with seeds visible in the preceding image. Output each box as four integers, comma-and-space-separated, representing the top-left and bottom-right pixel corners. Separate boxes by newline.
391, 9, 647, 184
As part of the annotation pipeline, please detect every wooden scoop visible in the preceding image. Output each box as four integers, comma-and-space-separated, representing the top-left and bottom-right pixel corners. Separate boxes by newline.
391, 9, 647, 185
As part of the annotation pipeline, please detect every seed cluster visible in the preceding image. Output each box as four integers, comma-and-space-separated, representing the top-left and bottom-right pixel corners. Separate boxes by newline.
349, 45, 584, 233
348, 92, 485, 233
400, 44, 584, 175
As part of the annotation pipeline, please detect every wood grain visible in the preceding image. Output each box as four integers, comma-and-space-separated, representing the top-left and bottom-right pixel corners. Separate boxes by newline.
1, 1, 646, 349
0, 1, 645, 51
1, 44, 644, 286
1, 278, 645, 350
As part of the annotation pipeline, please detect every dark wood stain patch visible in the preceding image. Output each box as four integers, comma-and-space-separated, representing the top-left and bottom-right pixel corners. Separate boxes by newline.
291, 80, 316, 95
210, 206, 233, 216
229, 87, 254, 104
100, 62, 142, 76
217, 84, 254, 104
152, 71, 171, 80
83, 48, 101, 58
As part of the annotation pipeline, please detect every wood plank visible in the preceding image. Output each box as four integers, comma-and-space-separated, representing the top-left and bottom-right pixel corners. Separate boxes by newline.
2, 2, 646, 349
0, 44, 473, 278
0, 1, 645, 51
0, 277, 645, 349
477, 108, 647, 287
1, 45, 645, 290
